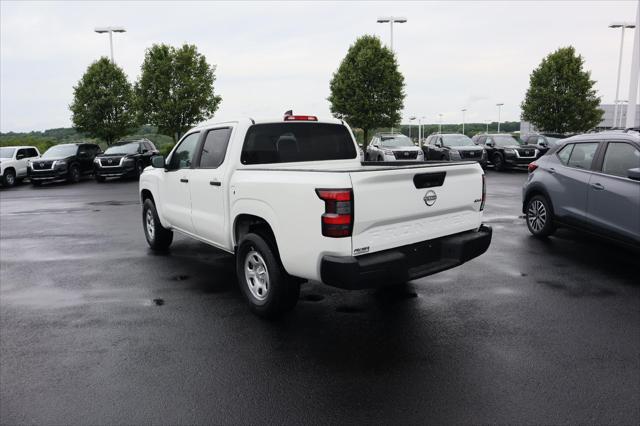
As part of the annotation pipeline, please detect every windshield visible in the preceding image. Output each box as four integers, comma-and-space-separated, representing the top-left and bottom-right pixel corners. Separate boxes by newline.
442, 134, 475, 147
492, 135, 522, 147
0, 147, 16, 158
42, 145, 77, 159
380, 135, 413, 148
241, 123, 357, 164
104, 143, 139, 155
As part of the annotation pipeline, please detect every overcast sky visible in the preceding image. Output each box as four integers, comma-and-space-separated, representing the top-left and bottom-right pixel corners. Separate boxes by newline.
1, 0, 638, 132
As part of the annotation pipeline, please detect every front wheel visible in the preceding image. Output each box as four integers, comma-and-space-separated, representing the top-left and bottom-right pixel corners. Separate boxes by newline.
142, 199, 173, 250
2, 169, 16, 187
236, 232, 299, 318
492, 153, 505, 172
135, 160, 144, 178
67, 165, 81, 183
525, 195, 556, 238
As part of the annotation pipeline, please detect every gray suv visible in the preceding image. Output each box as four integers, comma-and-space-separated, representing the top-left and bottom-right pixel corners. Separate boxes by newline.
522, 130, 640, 248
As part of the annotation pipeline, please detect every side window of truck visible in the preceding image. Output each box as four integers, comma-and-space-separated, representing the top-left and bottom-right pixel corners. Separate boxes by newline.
168, 132, 200, 170
198, 127, 232, 169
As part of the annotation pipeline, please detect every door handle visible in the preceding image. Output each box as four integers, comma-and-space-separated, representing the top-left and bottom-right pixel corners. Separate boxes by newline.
209, 181, 221, 186
180, 178, 189, 183
591, 182, 604, 191
548, 167, 556, 174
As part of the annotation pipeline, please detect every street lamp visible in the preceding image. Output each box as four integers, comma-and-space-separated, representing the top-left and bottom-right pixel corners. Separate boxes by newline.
94, 26, 126, 63
616, 100, 628, 127
438, 113, 443, 134
496, 103, 504, 132
485, 120, 490, 133
377, 17, 407, 52
410, 116, 426, 146
609, 22, 636, 127
408, 116, 415, 139
461, 108, 467, 134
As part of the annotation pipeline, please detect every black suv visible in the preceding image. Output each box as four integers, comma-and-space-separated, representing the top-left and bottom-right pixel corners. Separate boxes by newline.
94, 138, 158, 182
423, 133, 487, 168
522, 133, 569, 156
473, 134, 539, 171
29, 143, 101, 185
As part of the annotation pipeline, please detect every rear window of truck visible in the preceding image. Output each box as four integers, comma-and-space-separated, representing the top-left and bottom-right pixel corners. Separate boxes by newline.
240, 123, 357, 165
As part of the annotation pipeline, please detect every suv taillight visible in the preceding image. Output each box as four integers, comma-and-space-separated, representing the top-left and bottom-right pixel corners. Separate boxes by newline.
316, 189, 353, 238
528, 161, 538, 173
480, 175, 486, 211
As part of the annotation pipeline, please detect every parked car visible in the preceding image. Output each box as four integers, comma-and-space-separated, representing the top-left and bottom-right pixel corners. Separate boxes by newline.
423, 133, 487, 168
0, 146, 40, 187
365, 133, 424, 162
523, 130, 640, 249
28, 143, 101, 185
140, 115, 491, 318
474, 133, 539, 171
522, 133, 569, 155
94, 138, 159, 182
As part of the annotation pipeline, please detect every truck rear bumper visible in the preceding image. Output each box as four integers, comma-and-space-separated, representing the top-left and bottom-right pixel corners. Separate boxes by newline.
320, 225, 492, 290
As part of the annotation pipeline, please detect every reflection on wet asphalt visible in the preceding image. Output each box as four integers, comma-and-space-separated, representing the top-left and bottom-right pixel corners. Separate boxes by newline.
1, 171, 638, 424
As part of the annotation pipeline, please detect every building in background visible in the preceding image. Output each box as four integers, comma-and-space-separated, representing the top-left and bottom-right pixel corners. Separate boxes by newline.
520, 103, 640, 138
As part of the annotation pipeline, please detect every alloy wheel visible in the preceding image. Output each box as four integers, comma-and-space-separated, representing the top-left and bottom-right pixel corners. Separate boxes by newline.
527, 200, 547, 233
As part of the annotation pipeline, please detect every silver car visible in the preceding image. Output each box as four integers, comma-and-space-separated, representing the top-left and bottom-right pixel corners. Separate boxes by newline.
522, 130, 640, 248
365, 133, 424, 162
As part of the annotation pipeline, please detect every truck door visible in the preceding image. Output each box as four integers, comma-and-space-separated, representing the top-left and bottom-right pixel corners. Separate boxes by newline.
190, 127, 233, 249
161, 132, 200, 233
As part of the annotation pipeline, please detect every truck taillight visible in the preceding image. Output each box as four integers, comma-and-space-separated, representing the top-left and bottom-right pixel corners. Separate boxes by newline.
316, 189, 353, 238
480, 175, 486, 211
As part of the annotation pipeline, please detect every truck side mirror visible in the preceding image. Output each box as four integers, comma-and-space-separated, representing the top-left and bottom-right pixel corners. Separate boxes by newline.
16, 153, 25, 160
435, 141, 443, 148
151, 155, 166, 169
628, 168, 640, 181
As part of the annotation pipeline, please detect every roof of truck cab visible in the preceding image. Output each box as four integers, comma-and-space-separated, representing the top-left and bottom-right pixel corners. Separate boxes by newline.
194, 117, 344, 129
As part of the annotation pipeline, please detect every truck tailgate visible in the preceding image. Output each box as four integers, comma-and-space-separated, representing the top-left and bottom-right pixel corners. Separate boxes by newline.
349, 163, 484, 255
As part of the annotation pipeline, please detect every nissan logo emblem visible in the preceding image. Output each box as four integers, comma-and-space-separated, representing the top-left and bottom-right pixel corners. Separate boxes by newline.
40, 163, 44, 167
423, 190, 437, 206
404, 152, 409, 157
108, 159, 113, 164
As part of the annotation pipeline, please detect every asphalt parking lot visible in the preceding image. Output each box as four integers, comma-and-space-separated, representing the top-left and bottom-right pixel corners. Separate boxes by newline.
1, 171, 639, 425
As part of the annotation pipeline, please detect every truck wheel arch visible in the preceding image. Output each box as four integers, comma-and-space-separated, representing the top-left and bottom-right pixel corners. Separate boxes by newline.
234, 214, 280, 255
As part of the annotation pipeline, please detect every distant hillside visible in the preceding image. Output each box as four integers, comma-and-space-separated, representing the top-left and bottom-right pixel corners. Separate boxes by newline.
1, 125, 175, 155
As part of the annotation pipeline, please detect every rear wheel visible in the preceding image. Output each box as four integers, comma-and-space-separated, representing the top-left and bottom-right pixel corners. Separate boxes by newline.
135, 160, 144, 177
377, 155, 384, 161
236, 232, 299, 318
525, 195, 556, 237
67, 165, 81, 183
2, 169, 16, 187
142, 199, 173, 250
492, 153, 505, 171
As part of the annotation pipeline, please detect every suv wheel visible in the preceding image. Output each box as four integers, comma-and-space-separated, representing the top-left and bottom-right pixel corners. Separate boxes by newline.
236, 232, 299, 318
68, 165, 81, 183
525, 195, 556, 237
2, 169, 16, 187
492, 153, 504, 171
142, 199, 173, 250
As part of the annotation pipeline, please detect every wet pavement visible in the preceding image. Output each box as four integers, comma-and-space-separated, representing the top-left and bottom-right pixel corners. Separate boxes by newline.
1, 172, 639, 425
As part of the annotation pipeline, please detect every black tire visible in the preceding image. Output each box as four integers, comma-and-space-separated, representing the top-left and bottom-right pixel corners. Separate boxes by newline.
236, 232, 300, 318
364, 153, 370, 161
135, 160, 144, 178
95, 175, 106, 183
378, 155, 384, 162
492, 153, 505, 172
525, 194, 556, 238
2, 169, 16, 187
67, 165, 81, 183
142, 199, 173, 250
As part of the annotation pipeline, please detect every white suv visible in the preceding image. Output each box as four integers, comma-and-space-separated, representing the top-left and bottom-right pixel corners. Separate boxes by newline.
0, 146, 40, 187
365, 133, 424, 162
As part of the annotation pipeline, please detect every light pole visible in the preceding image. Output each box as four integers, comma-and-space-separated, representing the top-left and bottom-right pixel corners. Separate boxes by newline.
617, 100, 628, 127
438, 114, 443, 134
609, 22, 636, 127
496, 103, 504, 132
485, 120, 490, 133
377, 17, 407, 52
461, 108, 467, 134
94, 26, 126, 62
409, 116, 416, 140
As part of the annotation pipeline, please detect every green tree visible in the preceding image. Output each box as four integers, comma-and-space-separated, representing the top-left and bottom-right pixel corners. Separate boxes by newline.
521, 46, 603, 134
328, 35, 405, 148
135, 44, 222, 141
70, 57, 136, 144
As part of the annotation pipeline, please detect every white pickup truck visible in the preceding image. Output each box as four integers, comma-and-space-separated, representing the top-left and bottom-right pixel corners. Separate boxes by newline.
139, 115, 492, 317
